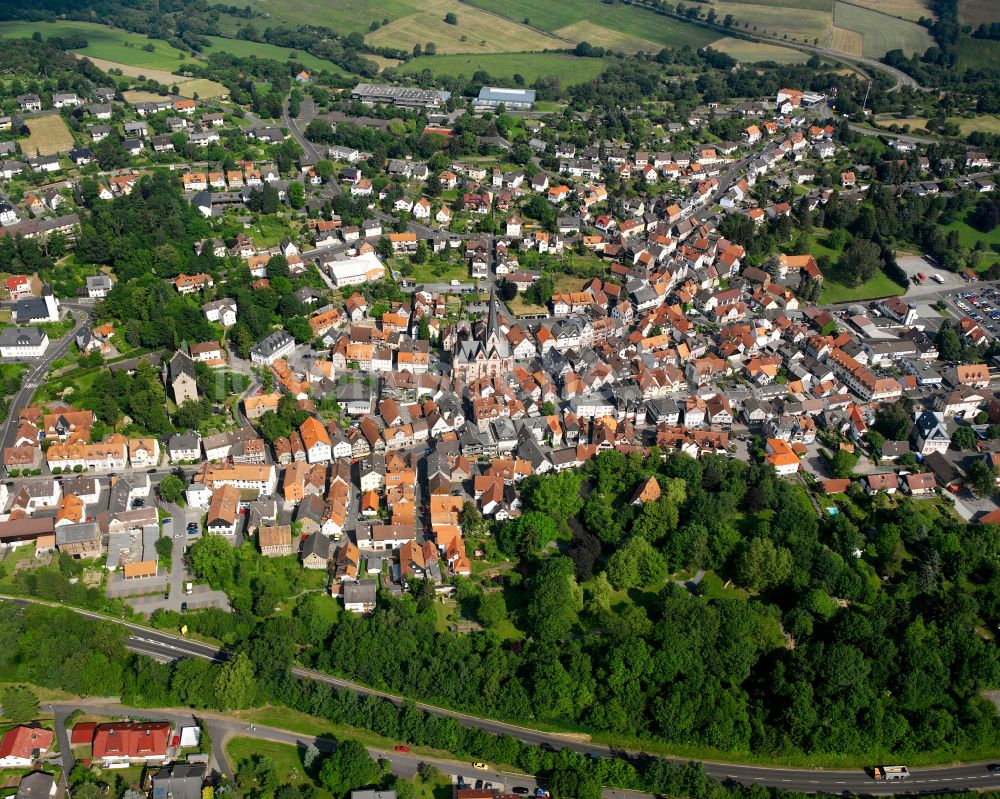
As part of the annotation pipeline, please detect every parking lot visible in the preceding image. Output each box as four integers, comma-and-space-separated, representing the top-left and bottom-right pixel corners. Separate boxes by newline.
947, 285, 1000, 334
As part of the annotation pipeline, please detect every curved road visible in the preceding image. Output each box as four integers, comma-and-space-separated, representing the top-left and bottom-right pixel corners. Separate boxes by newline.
9, 596, 1000, 795
0, 303, 92, 451
611, 0, 922, 93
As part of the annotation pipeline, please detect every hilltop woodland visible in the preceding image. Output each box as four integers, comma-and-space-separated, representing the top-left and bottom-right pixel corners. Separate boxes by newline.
7, 451, 985, 765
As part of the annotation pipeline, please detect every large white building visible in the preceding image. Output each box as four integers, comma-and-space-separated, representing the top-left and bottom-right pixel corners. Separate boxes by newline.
0, 327, 49, 358
327, 251, 386, 288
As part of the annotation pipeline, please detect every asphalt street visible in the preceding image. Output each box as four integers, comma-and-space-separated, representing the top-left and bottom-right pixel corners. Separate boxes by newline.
0, 302, 92, 451
9, 598, 1000, 795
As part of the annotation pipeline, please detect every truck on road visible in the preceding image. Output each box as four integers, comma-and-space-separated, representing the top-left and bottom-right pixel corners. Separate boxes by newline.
872, 766, 909, 781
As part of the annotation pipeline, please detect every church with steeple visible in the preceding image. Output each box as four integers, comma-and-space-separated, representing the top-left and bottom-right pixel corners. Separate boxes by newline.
451, 288, 513, 382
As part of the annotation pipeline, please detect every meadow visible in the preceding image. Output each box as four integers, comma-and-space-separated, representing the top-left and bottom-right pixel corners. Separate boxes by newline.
958, 0, 997, 26
956, 37, 1000, 72
367, 0, 563, 54
402, 52, 607, 83
467, 0, 718, 51
22, 115, 74, 157
845, 0, 930, 21
230, 0, 417, 35
707, 36, 807, 63
830, 26, 863, 55
203, 35, 348, 74
1, 20, 190, 71
942, 214, 1000, 265
710, 2, 832, 44
712, 0, 832, 8
832, 1, 934, 57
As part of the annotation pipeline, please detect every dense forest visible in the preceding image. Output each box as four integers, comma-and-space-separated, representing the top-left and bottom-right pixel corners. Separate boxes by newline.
157, 449, 1000, 762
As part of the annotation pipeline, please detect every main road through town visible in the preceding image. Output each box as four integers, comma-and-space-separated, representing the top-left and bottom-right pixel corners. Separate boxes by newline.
6, 596, 1000, 795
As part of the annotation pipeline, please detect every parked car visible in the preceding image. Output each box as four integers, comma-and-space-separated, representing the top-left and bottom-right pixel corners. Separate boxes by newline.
394, 746, 409, 753
472, 763, 488, 771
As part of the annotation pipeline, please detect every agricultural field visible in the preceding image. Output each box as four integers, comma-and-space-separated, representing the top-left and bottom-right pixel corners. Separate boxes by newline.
833, 1, 934, 56
556, 21, 662, 53
873, 115, 1000, 135
173, 78, 229, 99
402, 52, 607, 84
83, 58, 182, 84
468, 0, 718, 51
709, 0, 832, 8
710, 3, 832, 44
367, 0, 564, 54
830, 26, 863, 55
226, 0, 417, 35
958, 0, 999, 26
956, 37, 1000, 72
21, 115, 74, 157
845, 0, 930, 21
707, 36, 807, 63
203, 35, 348, 74
1, 20, 190, 71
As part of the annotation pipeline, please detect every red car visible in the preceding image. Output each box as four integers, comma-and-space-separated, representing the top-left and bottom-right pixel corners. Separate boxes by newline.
394, 745, 409, 753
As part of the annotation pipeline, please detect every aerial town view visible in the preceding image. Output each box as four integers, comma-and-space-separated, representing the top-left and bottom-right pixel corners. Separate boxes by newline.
2, 0, 1000, 799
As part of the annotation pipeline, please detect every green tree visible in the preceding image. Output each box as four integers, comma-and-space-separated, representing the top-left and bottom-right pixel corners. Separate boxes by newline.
966, 459, 996, 498
735, 537, 793, 592
2, 686, 38, 723
476, 592, 507, 628
213, 651, 258, 710
444, 12, 458, 23
952, 426, 977, 451
605, 536, 667, 589
158, 474, 186, 503
288, 182, 306, 209
524, 471, 583, 532
189, 534, 237, 588
318, 739, 376, 797
525, 556, 582, 642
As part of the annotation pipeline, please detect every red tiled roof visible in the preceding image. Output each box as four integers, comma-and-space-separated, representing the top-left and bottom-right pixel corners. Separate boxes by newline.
92, 722, 170, 759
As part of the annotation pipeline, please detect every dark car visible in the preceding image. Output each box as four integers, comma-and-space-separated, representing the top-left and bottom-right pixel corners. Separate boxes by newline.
474, 781, 483, 790
512, 789, 530, 796
989, 764, 1000, 774
181, 602, 188, 612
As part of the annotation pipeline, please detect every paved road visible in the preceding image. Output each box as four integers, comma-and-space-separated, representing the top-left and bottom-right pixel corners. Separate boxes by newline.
0, 303, 92, 451
10, 597, 1000, 795
621, 0, 921, 92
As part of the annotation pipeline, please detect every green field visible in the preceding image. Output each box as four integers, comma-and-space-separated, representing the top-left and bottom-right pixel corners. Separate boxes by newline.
707, 36, 808, 63
466, 0, 718, 50
1, 20, 190, 71
204, 36, 347, 74
403, 52, 606, 83
832, 1, 933, 56
943, 215, 1000, 266
820, 271, 905, 303
227, 737, 328, 796
221, 0, 417, 35
712, 0, 833, 8
956, 37, 1000, 72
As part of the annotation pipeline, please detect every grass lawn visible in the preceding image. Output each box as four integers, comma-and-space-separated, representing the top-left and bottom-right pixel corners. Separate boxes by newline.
942, 213, 1000, 264
407, 260, 471, 284
820, 271, 904, 304
2, 20, 191, 71
251, 217, 295, 249
227, 737, 323, 795
203, 36, 348, 75
508, 294, 546, 316
402, 52, 606, 84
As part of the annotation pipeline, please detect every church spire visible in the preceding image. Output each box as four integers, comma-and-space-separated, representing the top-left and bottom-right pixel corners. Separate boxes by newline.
486, 285, 499, 342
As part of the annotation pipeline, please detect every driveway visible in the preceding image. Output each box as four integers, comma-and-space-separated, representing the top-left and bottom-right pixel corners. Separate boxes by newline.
122, 503, 230, 616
